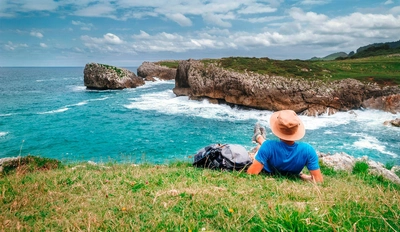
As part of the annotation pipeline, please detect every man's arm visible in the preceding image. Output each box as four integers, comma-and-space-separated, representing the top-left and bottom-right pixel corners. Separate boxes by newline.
300, 169, 323, 183
247, 160, 264, 175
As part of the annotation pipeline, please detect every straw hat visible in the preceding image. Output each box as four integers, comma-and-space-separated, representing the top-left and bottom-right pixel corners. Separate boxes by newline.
270, 110, 305, 141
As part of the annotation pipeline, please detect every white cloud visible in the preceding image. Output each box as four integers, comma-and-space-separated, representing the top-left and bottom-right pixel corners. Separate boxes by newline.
71, 20, 94, 30
104, 33, 124, 44
165, 13, 192, 27
80, 33, 126, 52
203, 13, 233, 28
384, 0, 394, 5
4, 41, 28, 51
390, 6, 400, 14
30, 31, 43, 38
40, 43, 48, 48
74, 3, 116, 19
132, 30, 151, 39
237, 4, 277, 14
288, 7, 328, 22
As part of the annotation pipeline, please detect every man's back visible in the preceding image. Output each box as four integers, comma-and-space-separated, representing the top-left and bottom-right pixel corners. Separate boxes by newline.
255, 140, 319, 175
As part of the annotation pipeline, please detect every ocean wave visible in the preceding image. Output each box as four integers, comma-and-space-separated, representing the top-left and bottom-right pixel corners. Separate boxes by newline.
130, 79, 175, 90
0, 113, 13, 117
35, 78, 57, 82
37, 107, 69, 115
123, 87, 399, 130
89, 97, 109, 101
0, 132, 8, 137
70, 86, 87, 92
67, 101, 88, 107
352, 133, 397, 158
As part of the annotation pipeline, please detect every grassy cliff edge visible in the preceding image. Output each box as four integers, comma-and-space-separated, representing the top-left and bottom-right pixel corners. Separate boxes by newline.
1, 156, 399, 231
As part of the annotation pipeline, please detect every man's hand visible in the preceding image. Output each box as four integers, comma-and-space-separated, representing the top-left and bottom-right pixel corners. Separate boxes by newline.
300, 169, 323, 183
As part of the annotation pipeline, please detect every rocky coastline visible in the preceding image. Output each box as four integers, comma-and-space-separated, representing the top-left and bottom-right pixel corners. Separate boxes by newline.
84, 60, 400, 117
171, 59, 400, 116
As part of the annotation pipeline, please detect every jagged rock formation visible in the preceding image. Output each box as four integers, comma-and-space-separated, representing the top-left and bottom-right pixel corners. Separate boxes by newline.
137, 62, 176, 81
384, 118, 400, 127
84, 63, 144, 90
362, 94, 400, 114
318, 152, 400, 184
173, 59, 400, 116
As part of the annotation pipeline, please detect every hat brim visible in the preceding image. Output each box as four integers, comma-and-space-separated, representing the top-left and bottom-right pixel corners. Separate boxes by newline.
269, 111, 305, 141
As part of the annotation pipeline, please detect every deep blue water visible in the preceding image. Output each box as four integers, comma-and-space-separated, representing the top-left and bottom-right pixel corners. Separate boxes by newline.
0, 67, 399, 165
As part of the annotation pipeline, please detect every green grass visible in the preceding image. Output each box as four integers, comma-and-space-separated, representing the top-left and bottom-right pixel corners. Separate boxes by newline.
1, 157, 399, 231
158, 56, 400, 85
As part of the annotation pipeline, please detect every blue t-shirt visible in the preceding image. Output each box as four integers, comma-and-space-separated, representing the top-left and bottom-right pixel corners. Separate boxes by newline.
255, 140, 320, 175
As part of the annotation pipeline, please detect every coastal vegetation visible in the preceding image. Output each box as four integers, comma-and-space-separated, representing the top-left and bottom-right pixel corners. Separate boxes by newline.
159, 55, 400, 85
95, 63, 125, 78
1, 156, 399, 231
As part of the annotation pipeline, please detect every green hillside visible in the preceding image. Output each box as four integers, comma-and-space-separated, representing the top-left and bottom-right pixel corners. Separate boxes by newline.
158, 54, 400, 86
208, 56, 400, 85
310, 52, 348, 61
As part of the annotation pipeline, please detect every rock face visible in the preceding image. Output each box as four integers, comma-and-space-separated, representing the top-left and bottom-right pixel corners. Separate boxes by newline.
84, 63, 144, 90
362, 94, 400, 113
384, 118, 400, 127
318, 152, 400, 184
173, 59, 400, 116
137, 62, 176, 81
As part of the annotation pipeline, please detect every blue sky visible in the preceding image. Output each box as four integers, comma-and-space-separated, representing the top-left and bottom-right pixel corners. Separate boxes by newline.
0, 0, 399, 67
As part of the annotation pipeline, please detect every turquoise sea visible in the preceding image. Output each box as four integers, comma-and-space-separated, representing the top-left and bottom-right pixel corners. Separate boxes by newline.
0, 67, 399, 165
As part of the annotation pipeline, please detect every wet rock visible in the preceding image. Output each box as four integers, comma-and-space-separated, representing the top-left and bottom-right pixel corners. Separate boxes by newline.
384, 118, 400, 127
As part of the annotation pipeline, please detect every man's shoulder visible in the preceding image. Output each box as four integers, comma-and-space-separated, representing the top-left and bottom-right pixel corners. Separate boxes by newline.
296, 142, 317, 155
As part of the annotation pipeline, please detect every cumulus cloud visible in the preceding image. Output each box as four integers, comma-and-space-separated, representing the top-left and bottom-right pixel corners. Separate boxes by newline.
165, 13, 192, 27
4, 41, 28, 51
237, 4, 277, 14
104, 33, 124, 44
40, 43, 47, 48
390, 6, 400, 14
202, 13, 233, 28
384, 0, 394, 5
30, 31, 43, 38
288, 7, 328, 22
74, 3, 116, 19
80, 33, 128, 53
71, 20, 94, 30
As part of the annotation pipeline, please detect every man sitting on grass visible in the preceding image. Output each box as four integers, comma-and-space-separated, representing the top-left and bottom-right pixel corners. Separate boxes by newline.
247, 110, 323, 183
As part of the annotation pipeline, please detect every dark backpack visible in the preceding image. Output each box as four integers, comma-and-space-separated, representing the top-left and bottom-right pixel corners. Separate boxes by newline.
193, 144, 253, 171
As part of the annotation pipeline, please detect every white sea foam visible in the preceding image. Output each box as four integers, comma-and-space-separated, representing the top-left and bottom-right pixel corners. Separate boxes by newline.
0, 113, 13, 117
352, 133, 397, 158
125, 89, 270, 121
123, 82, 400, 133
70, 86, 87, 92
89, 97, 109, 101
38, 107, 69, 114
36, 78, 57, 82
67, 101, 88, 107
0, 132, 8, 137
128, 79, 175, 90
